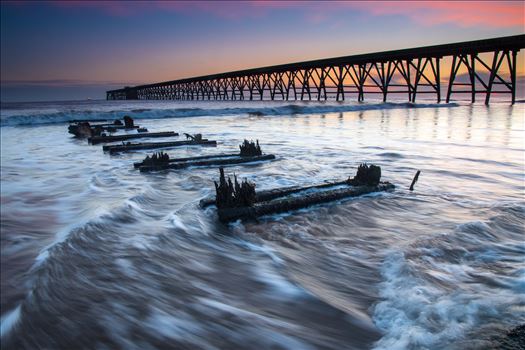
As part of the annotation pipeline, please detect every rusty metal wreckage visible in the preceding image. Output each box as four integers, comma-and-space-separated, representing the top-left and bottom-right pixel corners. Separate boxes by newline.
107, 35, 524, 105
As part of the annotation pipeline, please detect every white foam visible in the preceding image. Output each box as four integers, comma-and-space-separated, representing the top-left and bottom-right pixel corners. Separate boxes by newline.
252, 262, 305, 299
115, 258, 135, 276
0, 305, 21, 338
198, 297, 297, 330
237, 240, 285, 265
33, 250, 49, 266
372, 250, 525, 350
124, 234, 154, 250
146, 308, 201, 339
1, 101, 458, 126
170, 213, 188, 231
144, 307, 217, 349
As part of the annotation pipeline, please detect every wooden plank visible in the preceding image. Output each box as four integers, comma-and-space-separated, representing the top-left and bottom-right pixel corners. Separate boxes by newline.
134, 153, 239, 168
89, 131, 178, 145
104, 139, 217, 154
200, 180, 360, 208
139, 154, 276, 172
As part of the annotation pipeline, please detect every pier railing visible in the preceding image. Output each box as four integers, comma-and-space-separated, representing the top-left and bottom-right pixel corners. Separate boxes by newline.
107, 35, 524, 104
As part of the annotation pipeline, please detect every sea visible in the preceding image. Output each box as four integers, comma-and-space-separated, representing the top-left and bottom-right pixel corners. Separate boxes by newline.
1, 98, 524, 349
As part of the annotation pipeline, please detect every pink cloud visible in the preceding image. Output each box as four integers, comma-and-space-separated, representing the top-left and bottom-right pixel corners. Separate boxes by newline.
251, 1, 524, 28
348, 1, 524, 28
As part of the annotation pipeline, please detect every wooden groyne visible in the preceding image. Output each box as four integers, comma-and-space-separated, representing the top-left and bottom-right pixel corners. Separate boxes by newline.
65, 118, 404, 226
200, 180, 349, 208
88, 131, 179, 145
135, 140, 275, 172
103, 139, 217, 154
134, 153, 239, 168
68, 116, 139, 138
139, 154, 275, 172
206, 164, 394, 222
217, 182, 394, 222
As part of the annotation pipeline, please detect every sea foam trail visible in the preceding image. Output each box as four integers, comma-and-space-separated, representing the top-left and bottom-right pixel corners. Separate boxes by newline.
0, 102, 457, 126
0, 306, 21, 338
372, 203, 525, 350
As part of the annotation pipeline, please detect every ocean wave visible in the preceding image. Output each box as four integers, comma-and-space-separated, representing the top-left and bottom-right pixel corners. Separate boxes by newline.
372, 203, 525, 349
0, 102, 458, 127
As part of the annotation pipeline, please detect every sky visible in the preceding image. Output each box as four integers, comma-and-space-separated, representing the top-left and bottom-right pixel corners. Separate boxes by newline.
1, 1, 524, 102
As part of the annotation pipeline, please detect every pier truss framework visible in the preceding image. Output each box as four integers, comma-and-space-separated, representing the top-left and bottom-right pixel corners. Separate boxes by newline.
107, 35, 524, 104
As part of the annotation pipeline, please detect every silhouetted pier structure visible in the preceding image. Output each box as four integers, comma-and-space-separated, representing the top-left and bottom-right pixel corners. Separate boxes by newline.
107, 35, 524, 104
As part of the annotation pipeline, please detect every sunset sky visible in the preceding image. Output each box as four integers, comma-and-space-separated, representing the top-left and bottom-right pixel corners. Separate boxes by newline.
1, 1, 524, 101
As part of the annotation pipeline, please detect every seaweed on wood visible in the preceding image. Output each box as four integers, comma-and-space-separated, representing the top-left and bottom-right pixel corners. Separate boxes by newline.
347, 163, 381, 186
123, 116, 134, 128
75, 122, 93, 138
73, 122, 103, 138
239, 139, 262, 157
214, 168, 256, 209
142, 152, 170, 166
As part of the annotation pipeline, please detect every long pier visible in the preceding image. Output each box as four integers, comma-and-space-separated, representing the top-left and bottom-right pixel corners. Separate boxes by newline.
107, 35, 524, 104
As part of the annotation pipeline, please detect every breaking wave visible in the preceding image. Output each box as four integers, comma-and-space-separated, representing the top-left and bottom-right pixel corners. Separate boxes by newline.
0, 101, 457, 126
372, 203, 525, 350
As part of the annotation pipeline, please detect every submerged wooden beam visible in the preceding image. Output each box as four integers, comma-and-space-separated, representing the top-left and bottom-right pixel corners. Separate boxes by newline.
199, 181, 349, 208
69, 125, 141, 139
217, 182, 394, 222
134, 153, 238, 168
68, 117, 138, 137
89, 131, 179, 145
139, 154, 275, 172
135, 139, 271, 171
205, 164, 393, 222
103, 139, 217, 154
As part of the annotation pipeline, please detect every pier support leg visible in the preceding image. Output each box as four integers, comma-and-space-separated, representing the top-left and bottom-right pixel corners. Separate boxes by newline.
436, 57, 441, 103
511, 50, 517, 105
446, 55, 458, 103
485, 51, 500, 105
470, 54, 476, 103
